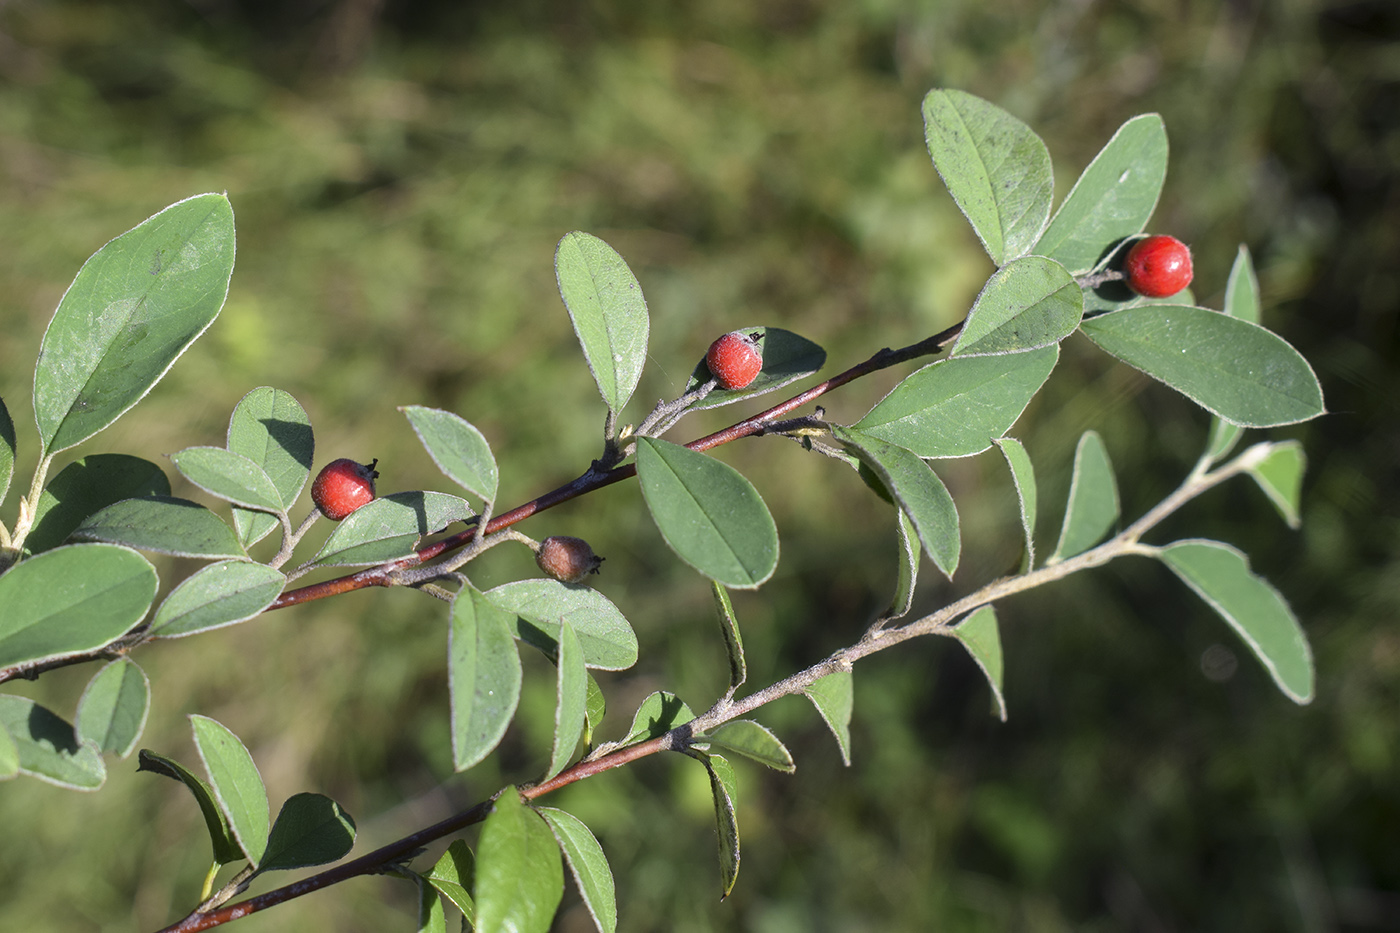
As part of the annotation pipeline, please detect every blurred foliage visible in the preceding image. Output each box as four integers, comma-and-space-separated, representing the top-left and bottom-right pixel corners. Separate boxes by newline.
0, 0, 1396, 930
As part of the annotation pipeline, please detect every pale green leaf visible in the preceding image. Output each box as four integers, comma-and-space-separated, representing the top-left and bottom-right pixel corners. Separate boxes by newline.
554, 232, 649, 414
950, 256, 1082, 357
148, 560, 285, 638
313, 491, 474, 567
76, 657, 150, 757
24, 454, 170, 554
802, 670, 854, 766
475, 788, 564, 933
485, 580, 638, 671
169, 446, 283, 513
994, 437, 1037, 571
539, 808, 617, 933
547, 620, 588, 780
191, 714, 270, 865
73, 496, 245, 560
226, 386, 314, 547
257, 792, 356, 872
0, 695, 105, 790
450, 588, 523, 773
401, 405, 498, 504
952, 605, 1007, 721
1242, 440, 1306, 529
1049, 431, 1119, 563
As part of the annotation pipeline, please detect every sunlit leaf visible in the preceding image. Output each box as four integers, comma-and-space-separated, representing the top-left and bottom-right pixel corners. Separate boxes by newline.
170, 446, 283, 513
952, 605, 1007, 721
0, 695, 105, 790
547, 620, 588, 780
621, 692, 694, 745
475, 788, 564, 933
76, 657, 150, 757
24, 454, 170, 555
226, 386, 314, 547
485, 580, 638, 671
401, 405, 499, 504
702, 720, 794, 773
450, 588, 523, 773
0, 397, 14, 505
802, 670, 854, 766
73, 496, 245, 560
711, 582, 747, 692
1048, 431, 1119, 563
696, 752, 741, 899
1205, 246, 1262, 462
148, 560, 285, 638
313, 491, 473, 567
994, 437, 1037, 571
539, 808, 618, 933
555, 231, 649, 415
191, 714, 270, 865
950, 257, 1081, 357
1242, 440, 1306, 529
426, 840, 476, 926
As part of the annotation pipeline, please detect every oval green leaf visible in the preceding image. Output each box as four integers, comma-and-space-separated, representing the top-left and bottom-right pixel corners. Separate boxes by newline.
401, 405, 498, 504
313, 491, 474, 566
682, 327, 827, 411
994, 437, 1038, 572
952, 604, 1007, 721
484, 580, 638, 671
427, 840, 476, 926
73, 496, 245, 559
1242, 440, 1306, 529
803, 670, 854, 766
136, 749, 243, 863
547, 620, 588, 780
950, 257, 1082, 358
1158, 539, 1313, 703
702, 720, 795, 773
475, 789, 564, 933
34, 193, 236, 455
148, 560, 286, 638
257, 792, 357, 873
24, 454, 171, 555
191, 714, 270, 865
450, 588, 523, 773
170, 446, 284, 513
0, 543, 157, 670
226, 386, 314, 547
854, 345, 1058, 458
621, 691, 694, 745
1081, 305, 1325, 427
634, 437, 779, 589
922, 89, 1053, 266
555, 231, 650, 414
539, 808, 618, 933
76, 657, 150, 757
1048, 430, 1119, 564
0, 695, 105, 790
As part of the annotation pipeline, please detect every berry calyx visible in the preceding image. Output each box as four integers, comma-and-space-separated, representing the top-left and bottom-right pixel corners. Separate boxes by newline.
1123, 235, 1193, 298
705, 331, 763, 390
311, 458, 379, 521
536, 535, 604, 584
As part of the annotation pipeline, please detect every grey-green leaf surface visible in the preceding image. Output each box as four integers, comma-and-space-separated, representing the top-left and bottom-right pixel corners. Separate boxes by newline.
547, 620, 588, 780
803, 670, 854, 766
149, 560, 286, 638
0, 695, 105, 790
634, 437, 779, 589
450, 588, 523, 773
1205, 246, 1262, 461
1158, 539, 1313, 703
313, 491, 474, 566
73, 496, 245, 560
0, 543, 157, 670
1033, 114, 1168, 273
833, 427, 960, 578
711, 582, 747, 692
884, 511, 920, 623
257, 792, 357, 873
191, 714, 270, 865
539, 808, 617, 933
584, 674, 606, 746
621, 691, 694, 745
1243, 440, 1306, 529
170, 447, 284, 513
475, 788, 564, 933
1081, 305, 1325, 426
855, 346, 1058, 459
952, 605, 1007, 721
33, 193, 236, 456
703, 720, 795, 773
24, 454, 170, 554
76, 657, 150, 757
136, 749, 243, 863
950, 257, 1082, 357
0, 397, 14, 504
1049, 431, 1119, 563
226, 386, 314, 547
485, 580, 638, 670
994, 437, 1038, 571
698, 752, 741, 899
681, 327, 827, 411
554, 231, 649, 414
427, 840, 476, 927
401, 405, 499, 505
922, 89, 1053, 266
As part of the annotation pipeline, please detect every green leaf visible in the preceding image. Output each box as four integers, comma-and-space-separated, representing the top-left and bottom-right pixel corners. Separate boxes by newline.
833, 427, 960, 578
33, 193, 236, 456
702, 720, 794, 773
621, 691, 694, 745
1034, 114, 1168, 273
76, 657, 150, 757
802, 670, 854, 766
554, 232, 650, 415
634, 437, 779, 589
1158, 539, 1313, 703
0, 397, 14, 505
0, 695, 105, 790
401, 406, 499, 505
0, 543, 157, 670
450, 588, 523, 773
136, 749, 243, 863
313, 491, 474, 566
884, 511, 920, 623
191, 714, 270, 865
994, 437, 1038, 571
584, 674, 606, 746
710, 582, 747, 692
24, 454, 170, 555
1205, 246, 1263, 461
148, 560, 286, 638
539, 808, 617, 933
426, 840, 476, 926
1242, 440, 1306, 529
547, 620, 588, 780
696, 752, 741, 899
256, 792, 357, 873
922, 89, 1053, 266
681, 327, 827, 411
952, 605, 1007, 721
484, 580, 638, 671
73, 496, 246, 559
226, 386, 314, 547
169, 446, 284, 513
855, 346, 1058, 458
1048, 431, 1119, 563
950, 257, 1082, 357
415, 873, 448, 933
1081, 305, 1325, 426
475, 789, 564, 933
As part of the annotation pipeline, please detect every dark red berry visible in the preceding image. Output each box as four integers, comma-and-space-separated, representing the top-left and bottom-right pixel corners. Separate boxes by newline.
705, 331, 763, 390
1123, 235, 1193, 298
311, 458, 379, 521
536, 535, 604, 584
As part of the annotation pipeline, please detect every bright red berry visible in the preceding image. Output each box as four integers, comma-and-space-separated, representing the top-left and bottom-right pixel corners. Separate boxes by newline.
536, 535, 604, 584
311, 458, 379, 521
705, 331, 763, 390
1123, 235, 1193, 298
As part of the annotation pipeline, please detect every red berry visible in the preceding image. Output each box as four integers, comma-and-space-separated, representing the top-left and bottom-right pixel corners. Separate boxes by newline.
1123, 235, 1193, 298
311, 458, 379, 521
705, 331, 763, 390
536, 535, 604, 584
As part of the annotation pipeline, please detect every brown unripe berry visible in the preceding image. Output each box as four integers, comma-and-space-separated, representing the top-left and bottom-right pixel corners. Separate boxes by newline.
1123, 235, 1193, 298
536, 535, 604, 584
311, 458, 379, 521
705, 331, 763, 390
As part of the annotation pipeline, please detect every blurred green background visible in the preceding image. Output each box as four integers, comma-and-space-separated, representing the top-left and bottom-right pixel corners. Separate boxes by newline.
1, 1, 1396, 930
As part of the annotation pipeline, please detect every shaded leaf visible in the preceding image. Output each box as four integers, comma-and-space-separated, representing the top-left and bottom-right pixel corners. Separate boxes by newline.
710, 582, 747, 692
427, 840, 476, 927
702, 720, 795, 773
1049, 430, 1119, 563
137, 749, 243, 863
402, 405, 499, 504
0, 397, 13, 505
485, 580, 638, 671
450, 588, 523, 773
555, 231, 649, 414
76, 657, 150, 757
952, 605, 1007, 721
950, 257, 1082, 357
547, 620, 588, 780
25, 454, 170, 554
0, 695, 105, 790
73, 496, 245, 559
994, 436, 1037, 571
621, 692, 694, 745
226, 386, 314, 547
539, 808, 618, 933
885, 511, 920, 623
682, 327, 826, 410
803, 671, 854, 766
696, 752, 741, 899
583, 674, 606, 746
475, 788, 564, 933
148, 560, 285, 638
415, 873, 448, 933
257, 792, 357, 872
1242, 440, 1306, 529
191, 714, 270, 865
313, 491, 474, 566
169, 446, 283, 513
